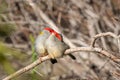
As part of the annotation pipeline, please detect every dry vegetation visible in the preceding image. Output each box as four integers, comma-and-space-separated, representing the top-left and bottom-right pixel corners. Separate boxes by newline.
1, 0, 120, 80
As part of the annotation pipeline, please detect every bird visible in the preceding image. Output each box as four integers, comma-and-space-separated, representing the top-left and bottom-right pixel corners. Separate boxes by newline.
52, 30, 76, 60
34, 27, 57, 64
45, 29, 76, 60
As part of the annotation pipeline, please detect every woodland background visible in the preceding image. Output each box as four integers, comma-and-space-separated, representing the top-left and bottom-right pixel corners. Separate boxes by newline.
0, 0, 120, 80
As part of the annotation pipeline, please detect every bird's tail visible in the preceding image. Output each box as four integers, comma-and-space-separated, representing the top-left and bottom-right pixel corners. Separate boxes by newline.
68, 54, 76, 60
50, 59, 57, 64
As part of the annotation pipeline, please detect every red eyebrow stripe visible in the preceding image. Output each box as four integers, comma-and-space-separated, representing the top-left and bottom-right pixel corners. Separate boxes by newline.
53, 31, 62, 41
44, 27, 54, 32
56, 34, 62, 40
44, 27, 62, 40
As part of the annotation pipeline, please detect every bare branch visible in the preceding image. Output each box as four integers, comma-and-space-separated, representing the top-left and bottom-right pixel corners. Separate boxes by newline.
3, 47, 120, 80
91, 32, 118, 47
3, 55, 50, 80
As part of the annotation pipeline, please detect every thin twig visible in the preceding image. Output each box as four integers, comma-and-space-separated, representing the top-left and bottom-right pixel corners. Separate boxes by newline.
91, 32, 118, 47
118, 35, 120, 53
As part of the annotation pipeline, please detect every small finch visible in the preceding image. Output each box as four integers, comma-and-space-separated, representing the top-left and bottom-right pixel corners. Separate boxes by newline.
34, 27, 57, 64
45, 30, 76, 60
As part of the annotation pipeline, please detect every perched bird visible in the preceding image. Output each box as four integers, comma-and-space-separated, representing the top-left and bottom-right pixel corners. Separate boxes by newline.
34, 27, 57, 64
53, 30, 76, 60
45, 30, 76, 60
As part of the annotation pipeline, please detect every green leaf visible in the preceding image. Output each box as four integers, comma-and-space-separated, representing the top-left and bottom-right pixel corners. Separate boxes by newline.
29, 34, 35, 44
29, 34, 38, 76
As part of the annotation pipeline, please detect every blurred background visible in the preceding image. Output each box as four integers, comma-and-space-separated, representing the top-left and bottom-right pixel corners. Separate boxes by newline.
0, 0, 120, 80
